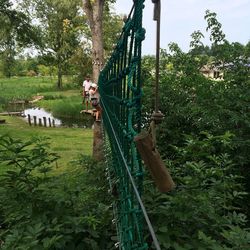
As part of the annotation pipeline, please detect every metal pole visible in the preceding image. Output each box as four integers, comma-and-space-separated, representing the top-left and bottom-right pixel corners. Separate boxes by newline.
152, 0, 164, 123
154, 0, 161, 112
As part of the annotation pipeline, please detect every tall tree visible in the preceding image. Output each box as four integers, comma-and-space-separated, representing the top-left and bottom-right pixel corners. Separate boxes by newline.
82, 0, 105, 83
82, 0, 117, 161
1, 39, 15, 77
82, 1, 118, 80
65, 6, 122, 85
23, 0, 82, 88
0, 0, 39, 77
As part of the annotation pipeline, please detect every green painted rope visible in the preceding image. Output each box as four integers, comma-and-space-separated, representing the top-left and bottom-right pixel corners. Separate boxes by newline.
98, 1, 161, 249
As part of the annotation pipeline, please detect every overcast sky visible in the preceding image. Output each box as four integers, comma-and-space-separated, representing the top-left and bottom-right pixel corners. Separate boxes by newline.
113, 0, 250, 55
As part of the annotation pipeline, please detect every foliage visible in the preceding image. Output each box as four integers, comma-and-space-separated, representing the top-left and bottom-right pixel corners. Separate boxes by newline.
21, 0, 83, 88
144, 133, 250, 249
0, 0, 41, 77
141, 9, 250, 249
0, 5, 249, 249
204, 10, 225, 44
189, 30, 205, 51
68, 42, 92, 85
103, 7, 124, 58
0, 0, 40, 47
0, 38, 16, 78
0, 135, 114, 249
0, 0, 124, 83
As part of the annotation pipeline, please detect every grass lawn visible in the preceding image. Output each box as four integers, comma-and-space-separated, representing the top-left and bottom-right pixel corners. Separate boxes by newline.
0, 76, 92, 175
0, 76, 86, 120
0, 76, 56, 101
0, 76, 81, 105
0, 115, 93, 175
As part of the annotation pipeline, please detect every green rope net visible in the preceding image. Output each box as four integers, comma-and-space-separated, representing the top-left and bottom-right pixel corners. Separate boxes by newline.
98, 0, 148, 249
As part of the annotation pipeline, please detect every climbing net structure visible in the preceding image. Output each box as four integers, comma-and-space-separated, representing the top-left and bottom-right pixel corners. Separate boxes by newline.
98, 0, 153, 249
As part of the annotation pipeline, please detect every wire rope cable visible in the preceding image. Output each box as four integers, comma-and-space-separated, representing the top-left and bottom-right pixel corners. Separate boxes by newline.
101, 99, 161, 250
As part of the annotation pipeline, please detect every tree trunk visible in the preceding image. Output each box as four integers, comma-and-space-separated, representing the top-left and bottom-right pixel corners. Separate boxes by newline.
91, 2, 104, 82
83, 0, 105, 161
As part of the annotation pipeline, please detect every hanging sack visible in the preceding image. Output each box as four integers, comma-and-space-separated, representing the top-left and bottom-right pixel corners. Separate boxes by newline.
134, 124, 175, 193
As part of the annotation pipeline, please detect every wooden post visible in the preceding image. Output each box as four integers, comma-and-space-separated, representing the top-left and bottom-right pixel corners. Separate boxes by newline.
38, 118, 42, 126
33, 116, 37, 126
134, 131, 175, 192
52, 119, 55, 127
43, 117, 47, 127
28, 114, 31, 126
48, 118, 52, 127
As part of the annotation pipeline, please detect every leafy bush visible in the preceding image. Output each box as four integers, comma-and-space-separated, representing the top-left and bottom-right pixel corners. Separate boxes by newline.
144, 133, 250, 249
141, 39, 250, 218
141, 13, 250, 248
0, 136, 114, 249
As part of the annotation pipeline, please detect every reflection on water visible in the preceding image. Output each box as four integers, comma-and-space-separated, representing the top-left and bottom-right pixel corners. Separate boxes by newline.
5, 102, 93, 128
23, 107, 93, 128
24, 108, 62, 126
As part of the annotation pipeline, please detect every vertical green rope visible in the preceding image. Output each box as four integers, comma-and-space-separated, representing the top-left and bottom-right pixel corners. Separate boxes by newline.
98, 0, 147, 249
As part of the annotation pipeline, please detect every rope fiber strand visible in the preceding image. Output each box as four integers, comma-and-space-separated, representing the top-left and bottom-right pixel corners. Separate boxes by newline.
98, 1, 161, 249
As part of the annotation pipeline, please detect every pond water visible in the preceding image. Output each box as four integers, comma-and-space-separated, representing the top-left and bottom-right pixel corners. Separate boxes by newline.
22, 107, 93, 128
23, 108, 62, 126
5, 102, 93, 128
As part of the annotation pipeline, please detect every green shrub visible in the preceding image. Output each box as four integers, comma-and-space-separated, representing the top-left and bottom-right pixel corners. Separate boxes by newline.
0, 136, 114, 249
144, 133, 250, 249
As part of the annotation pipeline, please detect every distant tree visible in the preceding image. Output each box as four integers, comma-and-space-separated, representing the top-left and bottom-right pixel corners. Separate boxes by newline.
23, 0, 82, 88
1, 39, 15, 77
189, 30, 205, 53
204, 9, 231, 71
26, 57, 39, 74
205, 10, 225, 45
0, 0, 40, 77
12, 57, 27, 76
103, 8, 123, 58
68, 42, 92, 84
205, 10, 249, 82
37, 64, 50, 76
245, 41, 250, 57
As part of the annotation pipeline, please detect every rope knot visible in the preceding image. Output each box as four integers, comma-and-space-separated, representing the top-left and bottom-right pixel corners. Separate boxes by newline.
151, 111, 164, 124
123, 19, 133, 33
135, 28, 146, 41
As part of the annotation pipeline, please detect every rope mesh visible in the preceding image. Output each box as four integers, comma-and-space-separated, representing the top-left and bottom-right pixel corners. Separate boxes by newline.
98, 0, 148, 249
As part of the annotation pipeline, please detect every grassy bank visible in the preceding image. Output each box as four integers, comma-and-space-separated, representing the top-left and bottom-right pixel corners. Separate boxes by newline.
0, 76, 77, 100
0, 76, 88, 123
0, 76, 57, 102
0, 115, 92, 175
